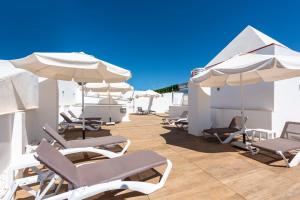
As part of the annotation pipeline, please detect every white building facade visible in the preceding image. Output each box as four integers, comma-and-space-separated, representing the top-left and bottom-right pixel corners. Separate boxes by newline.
189, 26, 300, 137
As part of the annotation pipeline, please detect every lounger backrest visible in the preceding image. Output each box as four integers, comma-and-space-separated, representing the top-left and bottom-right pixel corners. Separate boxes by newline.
180, 111, 188, 118
229, 116, 248, 129
35, 140, 82, 188
43, 124, 68, 148
60, 112, 73, 123
68, 110, 77, 119
281, 121, 300, 141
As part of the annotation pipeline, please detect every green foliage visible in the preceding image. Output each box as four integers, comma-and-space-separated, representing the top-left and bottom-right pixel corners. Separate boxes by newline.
154, 84, 179, 94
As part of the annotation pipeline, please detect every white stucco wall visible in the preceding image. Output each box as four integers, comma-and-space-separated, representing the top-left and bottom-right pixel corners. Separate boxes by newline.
130, 92, 185, 114
58, 80, 77, 106
188, 83, 211, 136
211, 108, 272, 130
211, 82, 274, 111
0, 114, 14, 174
0, 111, 30, 196
169, 105, 189, 118
272, 77, 300, 136
26, 78, 58, 143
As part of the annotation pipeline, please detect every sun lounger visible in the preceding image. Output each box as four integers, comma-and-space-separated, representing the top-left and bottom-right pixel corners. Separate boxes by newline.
249, 121, 300, 167
202, 116, 247, 144
59, 112, 102, 133
162, 111, 188, 125
68, 110, 101, 121
5, 125, 131, 199
6, 140, 172, 200
43, 124, 131, 158
137, 107, 148, 115
174, 118, 188, 130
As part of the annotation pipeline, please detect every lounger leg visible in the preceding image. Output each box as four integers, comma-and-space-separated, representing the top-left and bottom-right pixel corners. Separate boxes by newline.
288, 151, 300, 167
118, 139, 131, 156
3, 175, 40, 200
36, 176, 57, 200
276, 151, 300, 168
214, 130, 243, 144
276, 151, 291, 167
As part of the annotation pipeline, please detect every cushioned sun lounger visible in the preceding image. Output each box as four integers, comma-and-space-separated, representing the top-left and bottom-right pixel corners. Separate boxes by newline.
174, 118, 188, 130
202, 116, 247, 144
59, 112, 102, 133
162, 111, 188, 125
250, 121, 300, 167
68, 110, 101, 121
5, 125, 131, 200
137, 107, 148, 115
6, 140, 172, 200
43, 123, 131, 158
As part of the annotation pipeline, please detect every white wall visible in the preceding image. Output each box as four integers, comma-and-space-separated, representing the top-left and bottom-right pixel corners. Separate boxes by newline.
0, 112, 30, 197
26, 78, 58, 143
272, 77, 300, 136
0, 114, 14, 173
188, 82, 211, 136
169, 105, 189, 118
211, 108, 272, 130
130, 92, 185, 114
211, 82, 274, 111
58, 80, 77, 106
70, 104, 128, 123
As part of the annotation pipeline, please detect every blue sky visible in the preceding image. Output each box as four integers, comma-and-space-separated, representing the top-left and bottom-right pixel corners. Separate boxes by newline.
1, 0, 300, 90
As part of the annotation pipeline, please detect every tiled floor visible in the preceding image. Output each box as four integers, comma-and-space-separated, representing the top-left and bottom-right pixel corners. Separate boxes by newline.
16, 114, 300, 199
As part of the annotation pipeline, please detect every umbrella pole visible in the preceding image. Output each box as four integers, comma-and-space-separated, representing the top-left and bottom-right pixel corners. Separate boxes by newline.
108, 84, 112, 122
240, 74, 246, 143
82, 83, 86, 139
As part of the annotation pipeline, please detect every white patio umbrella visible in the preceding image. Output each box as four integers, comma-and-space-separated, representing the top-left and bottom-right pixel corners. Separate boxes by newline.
135, 90, 161, 112
85, 82, 133, 93
11, 52, 131, 139
85, 82, 133, 122
192, 52, 300, 145
135, 90, 161, 98
0, 60, 38, 115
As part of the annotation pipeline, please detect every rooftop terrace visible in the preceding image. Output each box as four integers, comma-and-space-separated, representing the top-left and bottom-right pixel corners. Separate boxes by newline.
16, 114, 300, 200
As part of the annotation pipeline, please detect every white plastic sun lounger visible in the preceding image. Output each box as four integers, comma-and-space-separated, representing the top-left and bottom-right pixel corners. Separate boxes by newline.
10, 124, 131, 173
249, 121, 300, 168
5, 140, 172, 200
162, 111, 188, 125
202, 116, 247, 144
5, 124, 131, 199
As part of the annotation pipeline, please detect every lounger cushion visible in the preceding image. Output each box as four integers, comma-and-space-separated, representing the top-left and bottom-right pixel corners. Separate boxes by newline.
252, 138, 300, 153
77, 150, 167, 186
203, 128, 239, 135
65, 136, 127, 148
43, 124, 127, 149
36, 140, 82, 188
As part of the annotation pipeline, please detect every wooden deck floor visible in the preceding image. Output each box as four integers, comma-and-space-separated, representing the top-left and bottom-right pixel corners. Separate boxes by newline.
16, 114, 300, 200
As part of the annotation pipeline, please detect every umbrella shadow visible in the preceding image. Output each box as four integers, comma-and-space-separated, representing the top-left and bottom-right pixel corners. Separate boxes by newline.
160, 126, 237, 153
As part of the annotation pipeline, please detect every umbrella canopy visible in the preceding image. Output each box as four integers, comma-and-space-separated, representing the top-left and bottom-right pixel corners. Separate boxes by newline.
11, 52, 131, 139
135, 90, 161, 98
11, 52, 131, 82
85, 82, 133, 93
0, 60, 38, 115
191, 53, 300, 87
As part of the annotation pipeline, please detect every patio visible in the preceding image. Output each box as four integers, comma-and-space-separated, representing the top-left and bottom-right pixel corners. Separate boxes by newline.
16, 114, 300, 200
